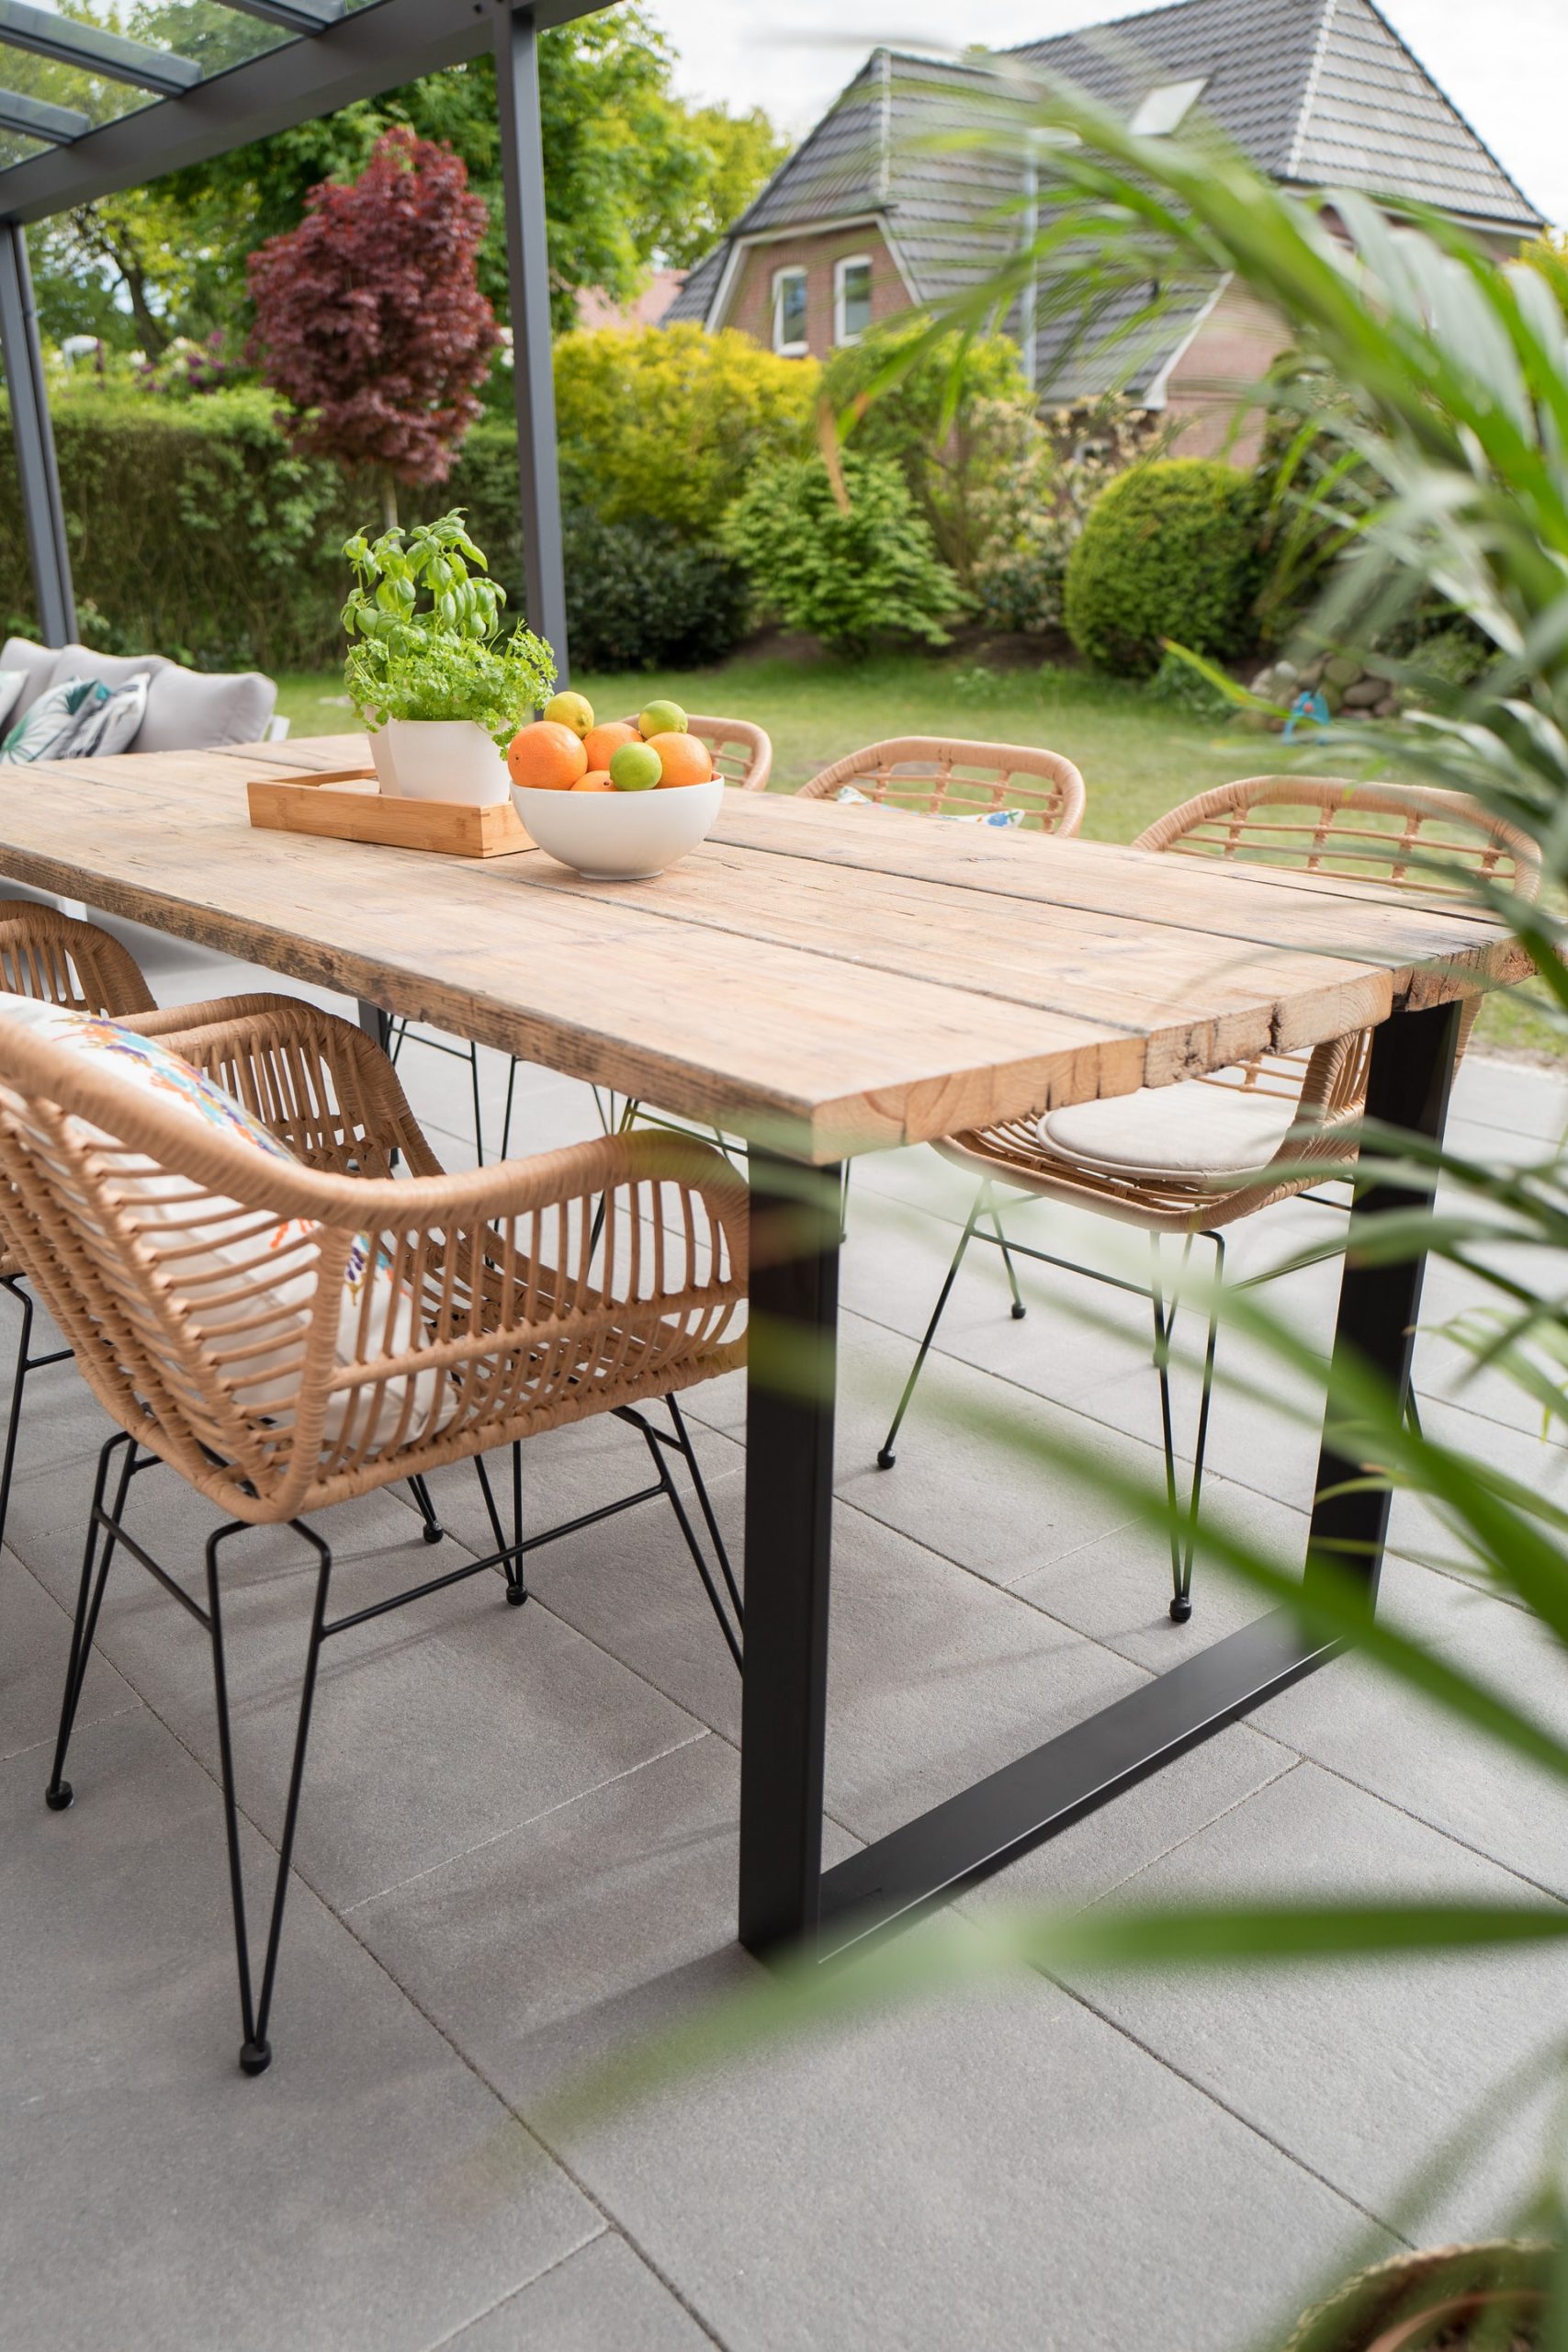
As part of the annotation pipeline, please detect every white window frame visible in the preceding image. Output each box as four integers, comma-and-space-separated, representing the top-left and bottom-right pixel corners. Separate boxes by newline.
772, 266, 809, 357
833, 253, 874, 346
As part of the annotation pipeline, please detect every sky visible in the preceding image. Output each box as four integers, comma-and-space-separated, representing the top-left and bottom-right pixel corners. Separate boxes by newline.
649, 0, 1565, 228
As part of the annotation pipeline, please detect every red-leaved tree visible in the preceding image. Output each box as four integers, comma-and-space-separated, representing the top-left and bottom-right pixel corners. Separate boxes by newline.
247, 127, 501, 526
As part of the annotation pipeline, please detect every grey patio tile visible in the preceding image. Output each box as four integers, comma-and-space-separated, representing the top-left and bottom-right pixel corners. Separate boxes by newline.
355, 1735, 1378, 2352
1, 1709, 596, 2352
19, 1462, 707, 1912
1011, 1478, 1307, 1670
448, 2236, 712, 2352
1055, 1760, 1568, 2233
1450, 1055, 1568, 1144
829, 1316, 1154, 1589
960, 1727, 1299, 1913
0, 1545, 139, 1763
1253, 1551, 1568, 1896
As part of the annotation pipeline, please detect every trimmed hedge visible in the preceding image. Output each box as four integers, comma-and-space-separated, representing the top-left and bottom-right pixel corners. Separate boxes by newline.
1063, 458, 1263, 677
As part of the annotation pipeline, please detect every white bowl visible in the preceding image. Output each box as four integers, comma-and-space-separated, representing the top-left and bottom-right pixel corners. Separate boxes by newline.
513, 779, 725, 879
384, 718, 510, 805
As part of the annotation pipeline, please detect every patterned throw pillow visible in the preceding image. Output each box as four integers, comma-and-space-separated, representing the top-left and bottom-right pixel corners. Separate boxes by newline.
65, 673, 149, 759
0, 677, 95, 764
0, 671, 26, 733
0, 994, 451, 1450
833, 784, 1026, 828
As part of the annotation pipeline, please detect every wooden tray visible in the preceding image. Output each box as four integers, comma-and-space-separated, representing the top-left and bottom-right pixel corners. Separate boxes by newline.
246, 767, 534, 858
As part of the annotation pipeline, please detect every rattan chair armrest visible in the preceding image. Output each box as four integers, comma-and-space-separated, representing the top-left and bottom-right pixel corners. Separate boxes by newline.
119, 991, 305, 1038
0, 901, 155, 1016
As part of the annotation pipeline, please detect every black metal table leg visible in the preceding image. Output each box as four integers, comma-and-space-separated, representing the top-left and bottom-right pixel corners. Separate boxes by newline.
356, 999, 390, 1052
738, 1151, 842, 1955
738, 1001, 1461, 1961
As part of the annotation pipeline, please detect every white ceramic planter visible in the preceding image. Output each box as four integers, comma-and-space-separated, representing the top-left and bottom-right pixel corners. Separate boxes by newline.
367, 725, 399, 794
512, 779, 725, 879
384, 718, 509, 805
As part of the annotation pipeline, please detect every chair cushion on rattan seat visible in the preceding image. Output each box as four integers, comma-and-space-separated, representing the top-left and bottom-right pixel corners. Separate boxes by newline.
0, 995, 451, 1448
1037, 1082, 1298, 1188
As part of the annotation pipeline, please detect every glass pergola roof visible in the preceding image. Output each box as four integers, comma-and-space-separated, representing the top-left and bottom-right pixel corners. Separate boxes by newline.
0, 0, 439, 220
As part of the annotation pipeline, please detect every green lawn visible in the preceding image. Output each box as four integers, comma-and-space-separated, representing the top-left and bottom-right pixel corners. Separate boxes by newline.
276, 650, 1557, 1062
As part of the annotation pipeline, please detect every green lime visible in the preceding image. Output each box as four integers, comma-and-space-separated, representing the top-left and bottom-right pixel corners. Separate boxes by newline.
610, 741, 664, 791
637, 698, 687, 739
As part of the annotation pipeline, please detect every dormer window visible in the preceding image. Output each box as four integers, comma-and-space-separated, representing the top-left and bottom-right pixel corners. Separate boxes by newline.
1129, 76, 1208, 135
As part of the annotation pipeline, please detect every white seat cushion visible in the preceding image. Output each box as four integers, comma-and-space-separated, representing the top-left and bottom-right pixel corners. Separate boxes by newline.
1038, 1083, 1298, 1188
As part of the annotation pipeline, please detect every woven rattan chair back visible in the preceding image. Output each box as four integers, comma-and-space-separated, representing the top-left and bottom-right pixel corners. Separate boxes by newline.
0, 901, 154, 1019
1134, 775, 1539, 899
797, 737, 1086, 833
0, 1001, 747, 1526
618, 714, 772, 792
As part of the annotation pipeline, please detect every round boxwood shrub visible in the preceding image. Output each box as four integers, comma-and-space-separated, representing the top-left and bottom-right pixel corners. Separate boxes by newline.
1063, 459, 1263, 677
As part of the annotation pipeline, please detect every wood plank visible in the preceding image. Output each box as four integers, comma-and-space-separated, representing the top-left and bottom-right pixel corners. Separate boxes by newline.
0, 752, 1529, 1162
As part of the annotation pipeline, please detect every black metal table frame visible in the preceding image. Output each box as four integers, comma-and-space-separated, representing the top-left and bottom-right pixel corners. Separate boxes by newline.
737, 997, 1461, 1959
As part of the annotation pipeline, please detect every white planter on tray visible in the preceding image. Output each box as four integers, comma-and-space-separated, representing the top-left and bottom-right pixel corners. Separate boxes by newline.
382, 719, 509, 805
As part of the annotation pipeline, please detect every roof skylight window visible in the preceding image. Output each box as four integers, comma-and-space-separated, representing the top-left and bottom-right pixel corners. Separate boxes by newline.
1129, 76, 1208, 136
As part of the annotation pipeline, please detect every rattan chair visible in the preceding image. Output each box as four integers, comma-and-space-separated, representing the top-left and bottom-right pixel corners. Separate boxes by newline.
381, 715, 773, 1166
4, 993, 747, 2075
876, 777, 1540, 1620
796, 735, 1086, 832
0, 903, 159, 1549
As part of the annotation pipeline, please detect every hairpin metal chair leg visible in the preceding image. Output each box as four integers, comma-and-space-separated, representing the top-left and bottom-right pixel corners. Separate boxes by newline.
405, 1475, 444, 1545
0, 1274, 72, 1555
205, 1517, 333, 2078
877, 1193, 986, 1469
45, 1430, 138, 1812
389, 1022, 488, 1165
1147, 1233, 1224, 1623
473, 1441, 528, 1604
983, 1184, 1027, 1319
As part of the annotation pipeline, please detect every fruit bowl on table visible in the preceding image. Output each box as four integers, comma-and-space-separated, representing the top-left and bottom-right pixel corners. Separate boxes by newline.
512, 776, 725, 880
506, 694, 728, 880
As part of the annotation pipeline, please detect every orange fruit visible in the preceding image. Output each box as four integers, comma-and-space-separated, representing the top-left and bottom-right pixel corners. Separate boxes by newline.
582, 719, 639, 771
507, 720, 587, 791
649, 730, 713, 787
571, 770, 614, 792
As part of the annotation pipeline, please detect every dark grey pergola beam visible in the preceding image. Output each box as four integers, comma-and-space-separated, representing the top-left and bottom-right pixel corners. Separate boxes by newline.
211, 0, 346, 34
0, 0, 202, 99
0, 86, 90, 145
0, 220, 73, 645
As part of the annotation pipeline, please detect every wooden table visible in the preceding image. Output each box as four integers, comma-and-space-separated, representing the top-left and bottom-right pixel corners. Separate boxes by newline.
0, 737, 1529, 1953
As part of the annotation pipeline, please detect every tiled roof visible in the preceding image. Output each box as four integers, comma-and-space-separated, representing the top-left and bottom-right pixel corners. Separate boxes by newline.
1009, 0, 1540, 230
659, 0, 1542, 374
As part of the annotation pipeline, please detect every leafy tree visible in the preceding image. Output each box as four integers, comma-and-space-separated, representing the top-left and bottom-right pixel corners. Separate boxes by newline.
248, 128, 499, 527
723, 453, 960, 654
26, 8, 784, 352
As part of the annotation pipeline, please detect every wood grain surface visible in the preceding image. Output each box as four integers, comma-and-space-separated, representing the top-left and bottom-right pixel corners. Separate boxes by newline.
0, 735, 1529, 1162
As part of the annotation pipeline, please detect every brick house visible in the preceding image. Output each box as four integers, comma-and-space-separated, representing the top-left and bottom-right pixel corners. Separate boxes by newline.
662, 0, 1543, 457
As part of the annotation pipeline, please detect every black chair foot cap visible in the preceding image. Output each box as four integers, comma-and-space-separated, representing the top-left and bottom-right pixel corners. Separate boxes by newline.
45, 1781, 73, 1811
421, 1521, 444, 1546
1169, 1595, 1193, 1623
1010, 1303, 1027, 1320
239, 2038, 272, 2077
876, 1448, 896, 1470
505, 1584, 527, 1607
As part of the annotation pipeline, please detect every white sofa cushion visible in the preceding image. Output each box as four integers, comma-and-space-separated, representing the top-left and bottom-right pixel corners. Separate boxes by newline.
0, 994, 452, 1449
44, 642, 168, 704
1037, 1083, 1299, 1188
136, 663, 276, 752
0, 636, 61, 718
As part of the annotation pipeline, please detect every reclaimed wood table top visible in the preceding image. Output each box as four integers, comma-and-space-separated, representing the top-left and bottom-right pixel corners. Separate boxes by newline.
0, 735, 1529, 1164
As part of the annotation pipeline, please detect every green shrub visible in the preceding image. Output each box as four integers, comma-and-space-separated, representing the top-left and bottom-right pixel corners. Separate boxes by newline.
723, 453, 960, 655
1063, 458, 1263, 676
562, 515, 750, 671
553, 324, 817, 536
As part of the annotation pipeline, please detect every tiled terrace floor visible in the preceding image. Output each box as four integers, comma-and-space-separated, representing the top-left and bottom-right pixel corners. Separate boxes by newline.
6, 922, 1568, 2350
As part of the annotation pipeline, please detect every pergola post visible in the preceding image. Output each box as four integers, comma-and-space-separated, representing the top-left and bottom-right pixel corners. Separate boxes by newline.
0, 219, 74, 647
494, 4, 569, 678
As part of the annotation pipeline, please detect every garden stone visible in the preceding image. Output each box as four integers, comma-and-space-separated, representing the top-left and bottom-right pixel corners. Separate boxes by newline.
1324, 652, 1361, 687
1341, 676, 1386, 708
